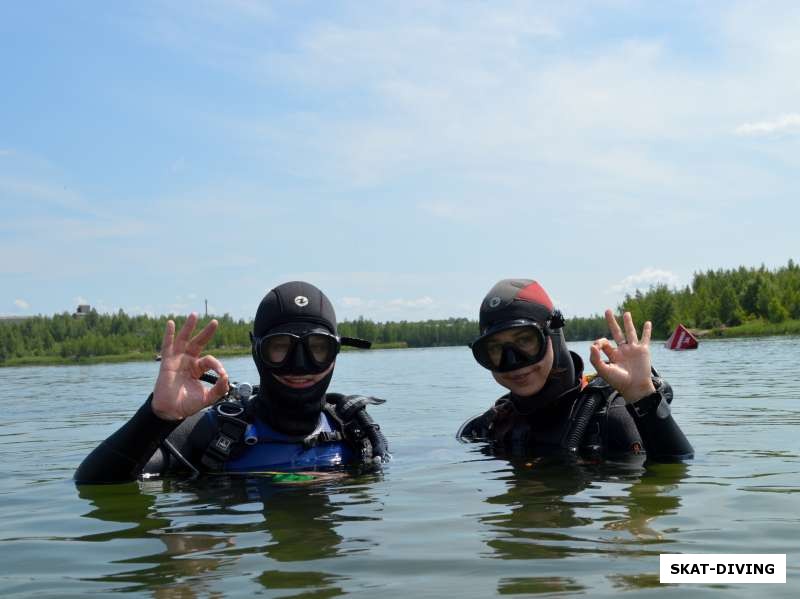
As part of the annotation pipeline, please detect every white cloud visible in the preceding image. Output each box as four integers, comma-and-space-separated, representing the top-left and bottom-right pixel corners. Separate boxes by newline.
341, 296, 363, 308
14, 299, 30, 310
9, 4, 800, 322
166, 293, 210, 316
219, 0, 274, 22
334, 293, 442, 320
340, 295, 434, 310
608, 268, 680, 294
136, 1, 800, 215
130, 305, 157, 317
2, 216, 150, 240
735, 114, 800, 136
0, 177, 95, 214
388, 296, 434, 309
417, 201, 463, 221
91, 300, 114, 314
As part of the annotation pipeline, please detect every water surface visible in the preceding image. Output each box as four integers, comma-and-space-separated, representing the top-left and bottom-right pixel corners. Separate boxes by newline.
1, 338, 798, 597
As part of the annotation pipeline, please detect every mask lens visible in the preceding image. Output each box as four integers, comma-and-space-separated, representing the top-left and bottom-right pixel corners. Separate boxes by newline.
512, 328, 542, 358
261, 334, 295, 365
473, 324, 546, 371
306, 334, 337, 365
486, 339, 504, 368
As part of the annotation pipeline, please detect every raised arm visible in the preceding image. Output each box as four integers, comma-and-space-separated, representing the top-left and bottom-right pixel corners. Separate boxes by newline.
590, 310, 693, 461
75, 314, 229, 483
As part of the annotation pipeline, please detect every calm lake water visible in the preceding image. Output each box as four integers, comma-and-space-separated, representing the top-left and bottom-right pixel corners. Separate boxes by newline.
1, 338, 798, 597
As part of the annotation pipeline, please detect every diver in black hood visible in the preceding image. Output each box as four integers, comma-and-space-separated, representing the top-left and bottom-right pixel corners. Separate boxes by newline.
458, 279, 693, 463
75, 282, 389, 484
251, 281, 347, 436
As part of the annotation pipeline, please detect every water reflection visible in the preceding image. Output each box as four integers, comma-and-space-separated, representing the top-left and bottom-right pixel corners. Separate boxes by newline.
497, 575, 585, 595
77, 482, 231, 597
479, 456, 687, 595
76, 476, 379, 597
5, 340, 800, 598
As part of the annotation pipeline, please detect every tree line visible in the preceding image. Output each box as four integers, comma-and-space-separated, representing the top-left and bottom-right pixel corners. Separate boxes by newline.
621, 260, 800, 339
0, 311, 249, 364
0, 310, 611, 364
8, 260, 795, 363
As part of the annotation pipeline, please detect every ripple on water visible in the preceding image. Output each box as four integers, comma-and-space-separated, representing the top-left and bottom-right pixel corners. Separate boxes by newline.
1, 340, 800, 598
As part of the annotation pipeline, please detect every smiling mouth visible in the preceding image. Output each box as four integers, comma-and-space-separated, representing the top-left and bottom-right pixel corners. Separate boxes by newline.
504, 365, 539, 382
274, 374, 318, 389
507, 372, 531, 382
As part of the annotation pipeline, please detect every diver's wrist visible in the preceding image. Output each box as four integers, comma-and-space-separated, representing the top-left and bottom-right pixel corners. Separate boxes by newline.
622, 380, 657, 404
148, 394, 184, 422
626, 389, 671, 420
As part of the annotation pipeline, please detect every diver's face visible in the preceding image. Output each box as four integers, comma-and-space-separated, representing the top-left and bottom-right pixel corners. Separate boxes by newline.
491, 335, 554, 397
273, 362, 334, 389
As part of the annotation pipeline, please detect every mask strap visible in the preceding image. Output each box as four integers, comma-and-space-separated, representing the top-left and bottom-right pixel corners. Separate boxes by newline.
549, 310, 565, 329
340, 336, 372, 349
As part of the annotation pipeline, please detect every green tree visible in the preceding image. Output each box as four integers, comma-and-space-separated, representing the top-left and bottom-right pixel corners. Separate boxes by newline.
718, 283, 741, 326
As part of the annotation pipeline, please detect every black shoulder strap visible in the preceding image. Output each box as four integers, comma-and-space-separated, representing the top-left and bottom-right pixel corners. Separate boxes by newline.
155, 409, 208, 477
198, 400, 251, 472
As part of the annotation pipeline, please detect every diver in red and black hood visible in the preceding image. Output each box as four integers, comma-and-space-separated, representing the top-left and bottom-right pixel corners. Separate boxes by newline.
458, 279, 693, 462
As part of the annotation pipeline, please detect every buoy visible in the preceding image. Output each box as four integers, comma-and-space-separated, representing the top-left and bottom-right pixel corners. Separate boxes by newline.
665, 324, 698, 350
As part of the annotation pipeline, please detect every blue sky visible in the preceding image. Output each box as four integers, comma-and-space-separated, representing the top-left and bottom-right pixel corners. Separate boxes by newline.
2, 1, 798, 322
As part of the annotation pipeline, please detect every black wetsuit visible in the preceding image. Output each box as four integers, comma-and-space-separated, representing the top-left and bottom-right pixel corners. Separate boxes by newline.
457, 353, 693, 462
75, 393, 388, 484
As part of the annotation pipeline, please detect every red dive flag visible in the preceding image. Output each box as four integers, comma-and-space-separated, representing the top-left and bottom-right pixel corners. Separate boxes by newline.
665, 324, 698, 350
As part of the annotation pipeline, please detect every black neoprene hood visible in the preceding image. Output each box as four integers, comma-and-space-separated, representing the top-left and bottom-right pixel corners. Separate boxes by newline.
479, 279, 555, 334
251, 281, 339, 436
253, 281, 337, 337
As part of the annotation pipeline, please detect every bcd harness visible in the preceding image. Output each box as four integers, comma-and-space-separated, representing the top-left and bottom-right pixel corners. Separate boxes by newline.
484, 376, 620, 458
198, 391, 389, 472
458, 373, 671, 460
547, 373, 672, 459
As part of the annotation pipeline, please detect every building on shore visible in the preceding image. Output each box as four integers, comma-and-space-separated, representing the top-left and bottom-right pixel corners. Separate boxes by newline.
74, 304, 91, 318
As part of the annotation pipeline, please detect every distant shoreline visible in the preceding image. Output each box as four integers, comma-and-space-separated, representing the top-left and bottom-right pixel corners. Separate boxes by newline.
0, 341, 410, 368
2, 323, 799, 368
691, 318, 800, 339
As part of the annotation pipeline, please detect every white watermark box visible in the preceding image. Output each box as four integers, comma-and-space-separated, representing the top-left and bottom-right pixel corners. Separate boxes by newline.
660, 554, 786, 584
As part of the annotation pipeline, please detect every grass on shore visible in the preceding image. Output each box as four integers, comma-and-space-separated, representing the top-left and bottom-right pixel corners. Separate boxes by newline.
1, 341, 410, 368
2, 352, 164, 367
701, 318, 800, 338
